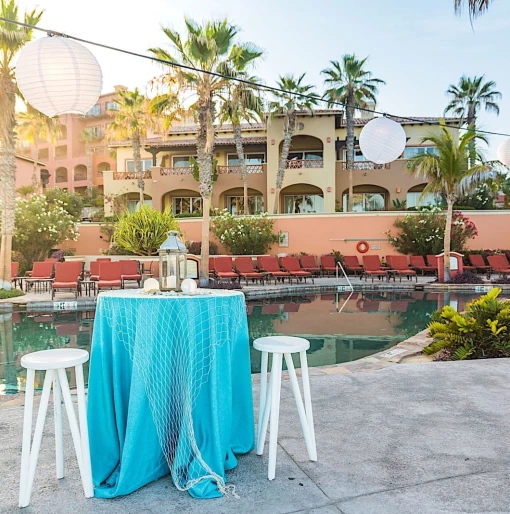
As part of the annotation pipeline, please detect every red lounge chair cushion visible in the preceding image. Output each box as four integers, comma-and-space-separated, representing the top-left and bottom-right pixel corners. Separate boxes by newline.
98, 280, 122, 287
52, 281, 77, 288
121, 274, 142, 280
239, 272, 265, 278
216, 272, 238, 279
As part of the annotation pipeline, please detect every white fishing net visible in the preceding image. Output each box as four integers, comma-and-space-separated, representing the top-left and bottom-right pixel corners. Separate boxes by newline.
98, 289, 247, 494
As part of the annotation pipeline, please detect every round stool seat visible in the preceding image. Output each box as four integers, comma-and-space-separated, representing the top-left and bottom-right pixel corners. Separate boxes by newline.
21, 349, 89, 371
253, 336, 310, 354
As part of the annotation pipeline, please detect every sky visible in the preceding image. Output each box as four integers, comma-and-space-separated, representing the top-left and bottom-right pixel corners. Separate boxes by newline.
16, 0, 510, 159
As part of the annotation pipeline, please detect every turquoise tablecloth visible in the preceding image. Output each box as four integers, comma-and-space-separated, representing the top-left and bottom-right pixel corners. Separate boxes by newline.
87, 289, 254, 499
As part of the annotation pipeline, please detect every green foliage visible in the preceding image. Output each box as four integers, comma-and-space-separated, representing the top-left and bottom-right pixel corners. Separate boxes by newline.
392, 198, 407, 210
387, 208, 478, 256
211, 211, 278, 255
16, 185, 35, 197
112, 205, 180, 256
189, 156, 218, 183
424, 288, 510, 360
0, 289, 24, 299
13, 194, 79, 267
186, 241, 218, 256
44, 188, 84, 220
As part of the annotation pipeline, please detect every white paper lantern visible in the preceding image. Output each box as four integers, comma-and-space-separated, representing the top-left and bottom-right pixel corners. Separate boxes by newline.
359, 117, 407, 164
181, 278, 198, 295
143, 278, 160, 294
15, 36, 102, 118
497, 138, 510, 166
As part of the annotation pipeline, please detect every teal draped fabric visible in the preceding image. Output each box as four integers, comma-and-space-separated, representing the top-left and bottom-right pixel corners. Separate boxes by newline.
87, 290, 254, 499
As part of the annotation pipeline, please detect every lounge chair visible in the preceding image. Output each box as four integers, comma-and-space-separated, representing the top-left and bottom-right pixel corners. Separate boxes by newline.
426, 255, 439, 273
487, 255, 510, 276
97, 262, 122, 291
257, 256, 292, 284
214, 256, 240, 282
209, 257, 216, 277
361, 255, 388, 282
89, 261, 100, 281
234, 257, 266, 286
24, 261, 55, 292
280, 256, 314, 283
342, 256, 364, 276
387, 255, 417, 282
299, 255, 322, 277
120, 260, 142, 288
468, 254, 491, 276
44, 257, 59, 263
320, 255, 337, 277
96, 257, 111, 262
52, 261, 83, 300
11, 262, 19, 288
410, 255, 436, 276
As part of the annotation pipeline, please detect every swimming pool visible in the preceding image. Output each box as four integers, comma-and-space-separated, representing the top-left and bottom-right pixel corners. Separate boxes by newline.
1, 290, 506, 394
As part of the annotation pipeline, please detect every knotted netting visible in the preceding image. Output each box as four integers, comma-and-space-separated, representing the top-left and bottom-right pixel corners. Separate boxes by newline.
98, 289, 247, 494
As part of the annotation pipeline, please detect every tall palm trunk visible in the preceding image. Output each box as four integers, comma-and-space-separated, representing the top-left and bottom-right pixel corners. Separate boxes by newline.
0, 75, 17, 290
132, 132, 145, 205
85, 144, 93, 188
233, 122, 249, 215
273, 110, 296, 214
443, 195, 455, 282
466, 105, 476, 169
345, 93, 355, 212
31, 139, 39, 191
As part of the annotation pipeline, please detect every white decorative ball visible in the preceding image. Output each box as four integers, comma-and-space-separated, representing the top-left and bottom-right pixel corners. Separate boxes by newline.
359, 117, 407, 164
143, 278, 160, 294
15, 36, 102, 118
497, 138, 510, 166
181, 278, 198, 295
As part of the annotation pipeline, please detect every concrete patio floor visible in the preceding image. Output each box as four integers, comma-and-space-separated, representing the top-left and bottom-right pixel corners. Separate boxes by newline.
1, 359, 509, 513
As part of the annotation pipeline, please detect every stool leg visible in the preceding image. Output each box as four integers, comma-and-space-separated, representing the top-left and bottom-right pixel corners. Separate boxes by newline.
257, 357, 273, 455
268, 353, 282, 480
24, 369, 54, 507
284, 353, 316, 462
19, 368, 35, 508
300, 351, 317, 461
75, 364, 94, 498
257, 351, 268, 448
53, 375, 64, 479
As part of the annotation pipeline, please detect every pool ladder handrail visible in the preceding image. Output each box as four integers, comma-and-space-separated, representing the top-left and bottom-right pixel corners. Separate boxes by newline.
335, 262, 354, 313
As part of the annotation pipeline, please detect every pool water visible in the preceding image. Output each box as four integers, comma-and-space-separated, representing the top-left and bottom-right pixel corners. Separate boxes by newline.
1, 290, 506, 394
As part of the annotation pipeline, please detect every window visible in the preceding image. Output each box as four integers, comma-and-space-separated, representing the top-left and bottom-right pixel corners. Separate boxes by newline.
126, 159, 152, 172
106, 101, 119, 111
55, 145, 67, 159
87, 104, 101, 116
406, 192, 441, 208
227, 153, 265, 165
39, 148, 49, 160
403, 146, 437, 159
227, 196, 264, 215
88, 126, 103, 139
343, 149, 367, 162
172, 197, 202, 215
127, 199, 153, 213
287, 151, 323, 160
343, 193, 385, 212
172, 155, 195, 167
283, 194, 324, 213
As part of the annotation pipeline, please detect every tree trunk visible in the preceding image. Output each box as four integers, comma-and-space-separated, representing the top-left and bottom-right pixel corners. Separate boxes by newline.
273, 110, 296, 214
467, 105, 476, 169
132, 132, 145, 206
31, 140, 39, 191
233, 123, 249, 215
443, 195, 455, 282
345, 94, 355, 212
86, 144, 93, 189
0, 75, 16, 290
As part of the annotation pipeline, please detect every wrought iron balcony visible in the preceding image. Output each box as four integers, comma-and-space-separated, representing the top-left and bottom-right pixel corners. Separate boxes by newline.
113, 170, 152, 180
285, 159, 324, 169
341, 161, 391, 170
217, 164, 264, 174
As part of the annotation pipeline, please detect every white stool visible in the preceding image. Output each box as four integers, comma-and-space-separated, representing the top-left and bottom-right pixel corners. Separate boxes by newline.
254, 336, 317, 480
19, 349, 93, 508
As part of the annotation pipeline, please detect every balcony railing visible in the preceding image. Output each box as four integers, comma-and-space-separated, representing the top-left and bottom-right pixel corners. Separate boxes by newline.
161, 167, 193, 176
113, 170, 152, 180
342, 161, 391, 170
217, 164, 264, 174
285, 159, 324, 169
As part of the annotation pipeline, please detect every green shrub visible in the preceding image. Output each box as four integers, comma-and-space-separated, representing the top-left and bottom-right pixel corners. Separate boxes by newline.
211, 211, 278, 255
112, 205, 180, 256
425, 288, 510, 360
186, 240, 218, 255
44, 188, 84, 220
0, 289, 24, 299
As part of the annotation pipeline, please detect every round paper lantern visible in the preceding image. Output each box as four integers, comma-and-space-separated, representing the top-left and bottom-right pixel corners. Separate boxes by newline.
15, 36, 102, 118
359, 117, 407, 164
181, 278, 198, 295
497, 138, 510, 166
143, 278, 160, 294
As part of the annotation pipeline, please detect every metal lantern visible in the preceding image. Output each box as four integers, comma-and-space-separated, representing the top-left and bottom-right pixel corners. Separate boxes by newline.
497, 138, 510, 166
359, 116, 407, 164
15, 36, 102, 118
158, 231, 187, 291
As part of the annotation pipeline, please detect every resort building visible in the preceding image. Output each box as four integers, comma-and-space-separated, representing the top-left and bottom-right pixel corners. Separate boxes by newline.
14, 154, 46, 190
105, 110, 460, 215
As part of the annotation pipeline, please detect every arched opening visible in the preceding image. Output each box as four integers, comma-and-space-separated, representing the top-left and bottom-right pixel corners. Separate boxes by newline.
342, 185, 389, 212
116, 193, 152, 213
74, 164, 87, 181
162, 189, 201, 216
279, 135, 324, 169
40, 169, 50, 188
280, 184, 324, 213
55, 167, 68, 183
97, 162, 111, 176
220, 187, 264, 215
407, 183, 441, 209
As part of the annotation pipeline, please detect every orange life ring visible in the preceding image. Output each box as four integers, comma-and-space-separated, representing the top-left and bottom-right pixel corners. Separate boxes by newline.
356, 241, 369, 253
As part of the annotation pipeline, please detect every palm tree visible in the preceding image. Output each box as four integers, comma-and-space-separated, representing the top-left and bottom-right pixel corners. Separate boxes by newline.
269, 74, 317, 214
17, 106, 61, 191
149, 18, 261, 285
0, 0, 43, 290
219, 74, 264, 214
105, 88, 156, 206
80, 127, 104, 188
322, 55, 385, 212
454, 0, 493, 19
408, 127, 491, 281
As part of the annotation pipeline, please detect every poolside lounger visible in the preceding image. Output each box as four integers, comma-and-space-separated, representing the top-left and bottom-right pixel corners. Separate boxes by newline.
342, 256, 364, 276
234, 257, 266, 286
280, 256, 314, 284
387, 255, 417, 282
120, 260, 142, 288
299, 255, 322, 276
11, 262, 19, 288
97, 262, 122, 291
487, 255, 510, 276
320, 255, 337, 277
24, 261, 55, 292
409, 255, 436, 276
257, 256, 292, 284
214, 256, 240, 282
426, 255, 439, 272
209, 257, 216, 277
361, 255, 388, 282
52, 261, 83, 300
468, 254, 491, 275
